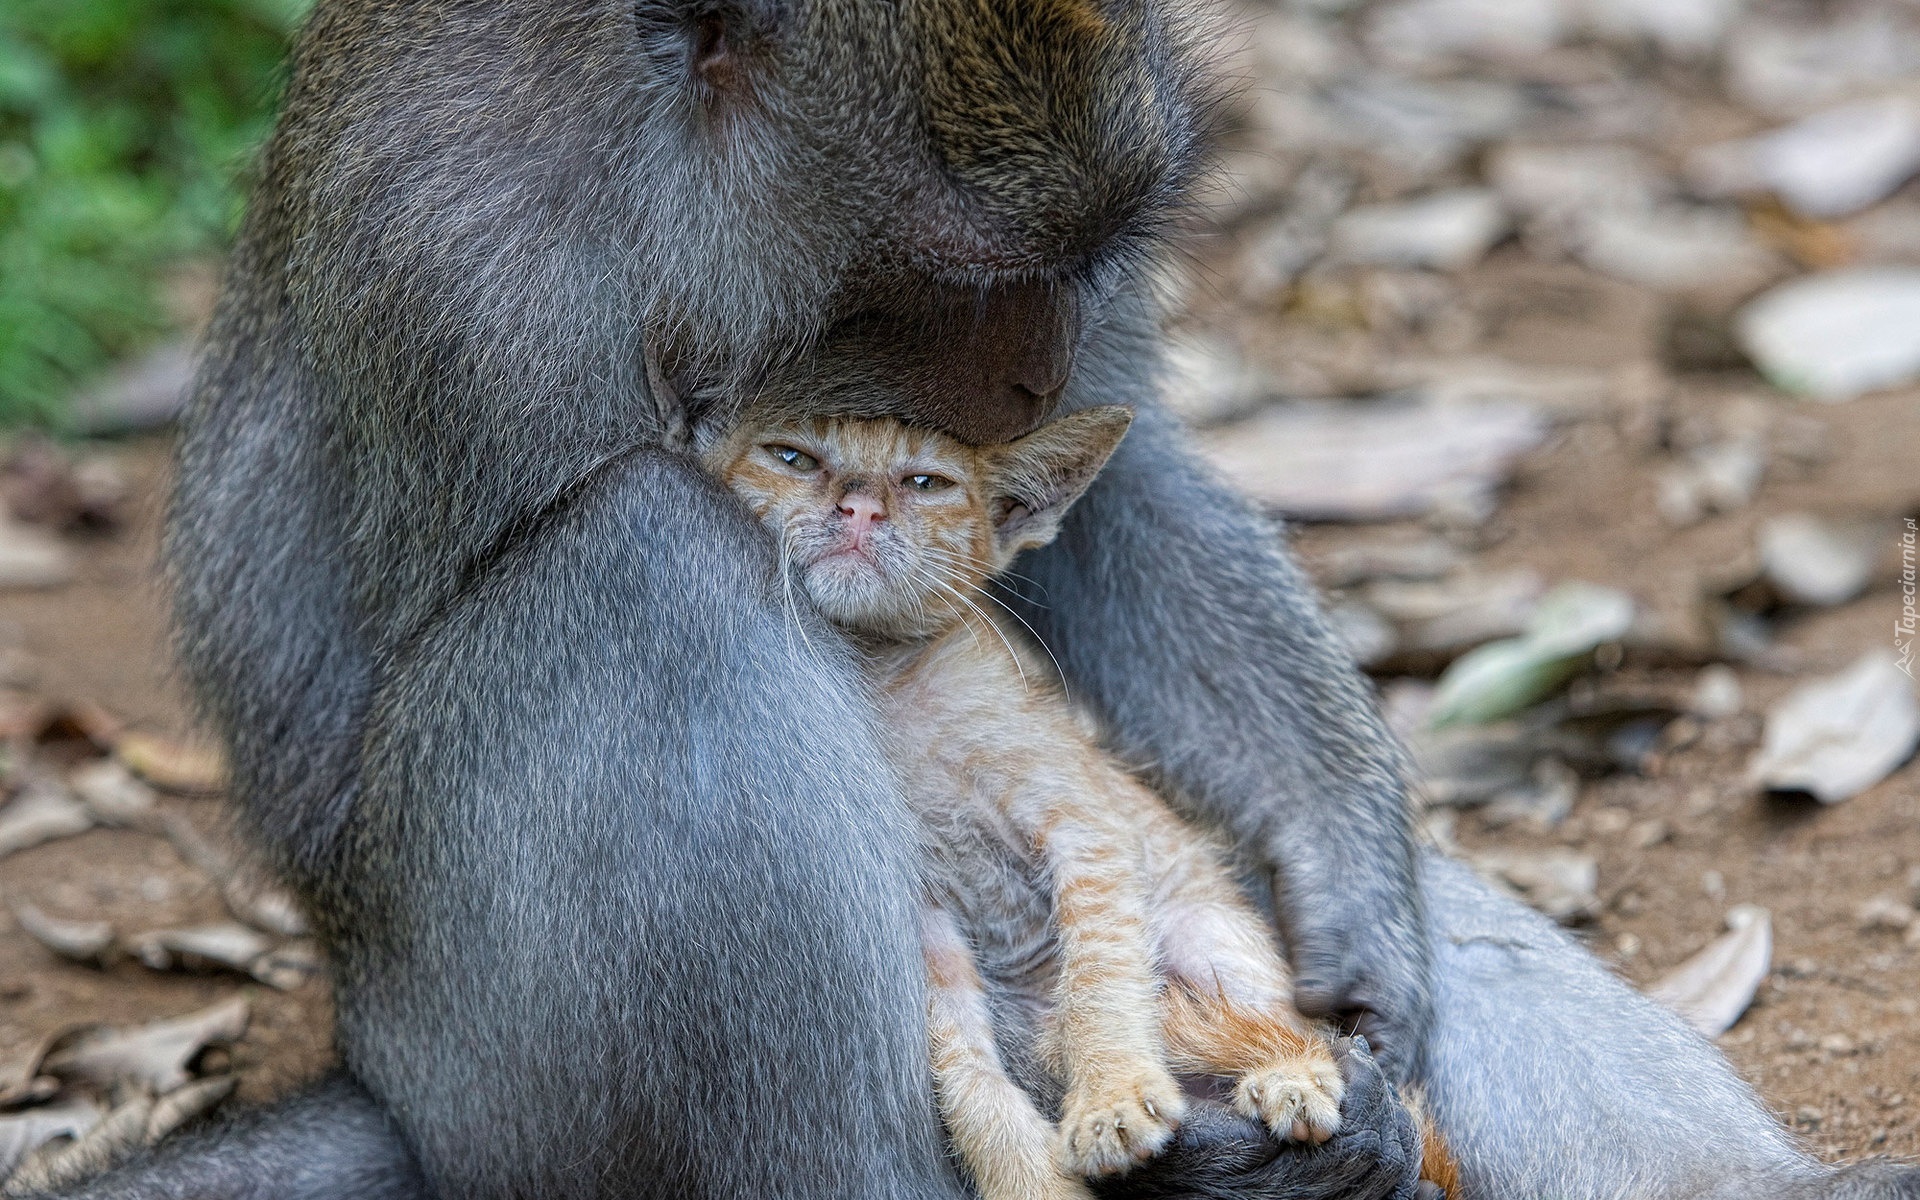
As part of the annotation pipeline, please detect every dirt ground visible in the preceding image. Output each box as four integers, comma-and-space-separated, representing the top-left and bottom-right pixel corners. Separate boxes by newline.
0, 441, 335, 1110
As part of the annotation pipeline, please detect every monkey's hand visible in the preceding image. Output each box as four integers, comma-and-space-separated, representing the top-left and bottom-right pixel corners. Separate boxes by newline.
1089, 1040, 1427, 1200
1275, 860, 1433, 1083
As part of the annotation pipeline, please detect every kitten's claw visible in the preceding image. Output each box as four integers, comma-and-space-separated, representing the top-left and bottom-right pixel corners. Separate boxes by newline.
1056, 1070, 1188, 1177
1235, 1052, 1345, 1145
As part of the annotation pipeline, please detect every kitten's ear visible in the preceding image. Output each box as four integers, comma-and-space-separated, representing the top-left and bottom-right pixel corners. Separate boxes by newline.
986, 406, 1133, 556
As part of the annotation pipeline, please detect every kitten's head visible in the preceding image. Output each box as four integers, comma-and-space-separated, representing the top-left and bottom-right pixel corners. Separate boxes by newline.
709, 407, 1133, 639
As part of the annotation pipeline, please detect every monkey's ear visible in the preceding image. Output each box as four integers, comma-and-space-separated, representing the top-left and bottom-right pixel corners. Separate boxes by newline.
986, 406, 1133, 557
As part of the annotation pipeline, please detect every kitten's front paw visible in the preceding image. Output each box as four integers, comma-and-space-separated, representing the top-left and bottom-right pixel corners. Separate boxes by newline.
1235, 1050, 1345, 1145
1056, 1069, 1188, 1177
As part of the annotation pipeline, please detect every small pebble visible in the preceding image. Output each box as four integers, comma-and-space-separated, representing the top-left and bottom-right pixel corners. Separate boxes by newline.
1820, 1034, 1856, 1056
1591, 806, 1633, 836
1630, 818, 1670, 849
1691, 664, 1744, 718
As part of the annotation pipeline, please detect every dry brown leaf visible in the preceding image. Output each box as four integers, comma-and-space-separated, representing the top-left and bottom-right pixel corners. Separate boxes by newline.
67, 761, 157, 826
1473, 848, 1599, 921
113, 734, 227, 795
1647, 905, 1773, 1038
11, 905, 115, 966
3, 1095, 150, 1197
127, 924, 272, 979
1749, 654, 1920, 803
41, 998, 249, 1095
0, 1099, 99, 1183
0, 785, 94, 861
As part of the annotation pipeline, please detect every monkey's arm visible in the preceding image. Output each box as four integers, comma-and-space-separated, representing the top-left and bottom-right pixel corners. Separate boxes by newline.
1015, 400, 1431, 1078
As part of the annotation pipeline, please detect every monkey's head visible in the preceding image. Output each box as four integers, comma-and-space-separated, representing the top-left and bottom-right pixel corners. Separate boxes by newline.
282, 0, 1217, 444
707, 406, 1132, 638
618, 0, 1220, 441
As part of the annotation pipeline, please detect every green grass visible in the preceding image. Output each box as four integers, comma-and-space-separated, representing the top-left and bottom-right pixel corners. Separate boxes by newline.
0, 0, 308, 425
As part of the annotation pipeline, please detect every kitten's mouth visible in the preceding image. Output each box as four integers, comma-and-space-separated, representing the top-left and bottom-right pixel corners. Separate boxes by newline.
813, 537, 881, 566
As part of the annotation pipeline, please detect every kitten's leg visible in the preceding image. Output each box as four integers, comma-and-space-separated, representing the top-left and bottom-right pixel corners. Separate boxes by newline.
1040, 813, 1189, 1178
1143, 826, 1344, 1144
921, 908, 1092, 1200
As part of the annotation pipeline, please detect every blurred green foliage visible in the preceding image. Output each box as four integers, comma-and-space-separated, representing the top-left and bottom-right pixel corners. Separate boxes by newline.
0, 0, 308, 423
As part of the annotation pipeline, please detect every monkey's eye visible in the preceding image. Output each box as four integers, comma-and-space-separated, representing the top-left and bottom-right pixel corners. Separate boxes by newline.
767, 445, 820, 472
905, 473, 955, 492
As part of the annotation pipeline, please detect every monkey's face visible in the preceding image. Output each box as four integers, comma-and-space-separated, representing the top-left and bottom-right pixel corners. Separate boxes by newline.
625, 0, 1219, 442
709, 407, 1131, 639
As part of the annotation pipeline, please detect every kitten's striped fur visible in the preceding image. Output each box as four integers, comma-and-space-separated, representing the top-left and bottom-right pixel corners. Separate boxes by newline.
707, 410, 1353, 1199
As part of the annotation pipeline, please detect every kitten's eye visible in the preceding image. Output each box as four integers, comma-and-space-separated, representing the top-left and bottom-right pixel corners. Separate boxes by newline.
767, 445, 819, 472
906, 473, 954, 492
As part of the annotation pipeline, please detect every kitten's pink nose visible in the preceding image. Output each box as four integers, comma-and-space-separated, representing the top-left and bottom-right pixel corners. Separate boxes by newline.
837, 492, 887, 533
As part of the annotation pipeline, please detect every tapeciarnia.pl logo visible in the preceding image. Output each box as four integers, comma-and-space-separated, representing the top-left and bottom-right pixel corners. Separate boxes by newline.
1899, 517, 1917, 678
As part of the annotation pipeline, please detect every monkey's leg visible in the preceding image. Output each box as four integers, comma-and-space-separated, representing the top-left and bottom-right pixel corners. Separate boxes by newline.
1016, 385, 1429, 1076
1039, 815, 1187, 1177
921, 907, 1093, 1200
332, 448, 968, 1200
1420, 852, 1920, 1199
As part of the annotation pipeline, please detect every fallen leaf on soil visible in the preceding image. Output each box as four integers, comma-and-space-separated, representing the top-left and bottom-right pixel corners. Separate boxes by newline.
1573, 205, 1778, 296
114, 734, 227, 795
1687, 99, 1920, 219
2, 1094, 152, 1197
1758, 513, 1880, 607
1749, 653, 1920, 803
1329, 188, 1509, 271
0, 522, 73, 590
41, 998, 249, 1095
11, 906, 115, 966
1473, 848, 1599, 921
127, 923, 273, 974
1737, 267, 1920, 400
28, 701, 123, 751
2, 1077, 234, 1196
1202, 399, 1547, 522
0, 785, 95, 860
124, 924, 313, 990
0, 1099, 100, 1183
67, 761, 157, 826
155, 815, 310, 939
1312, 534, 1462, 589
1647, 904, 1773, 1037
1366, 569, 1545, 657
1426, 583, 1636, 727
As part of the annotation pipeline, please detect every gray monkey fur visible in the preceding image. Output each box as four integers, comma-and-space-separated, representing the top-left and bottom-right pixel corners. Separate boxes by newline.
46, 0, 1920, 1197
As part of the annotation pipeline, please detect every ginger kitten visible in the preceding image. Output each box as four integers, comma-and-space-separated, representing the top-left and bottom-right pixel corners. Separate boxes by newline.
706, 408, 1354, 1200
